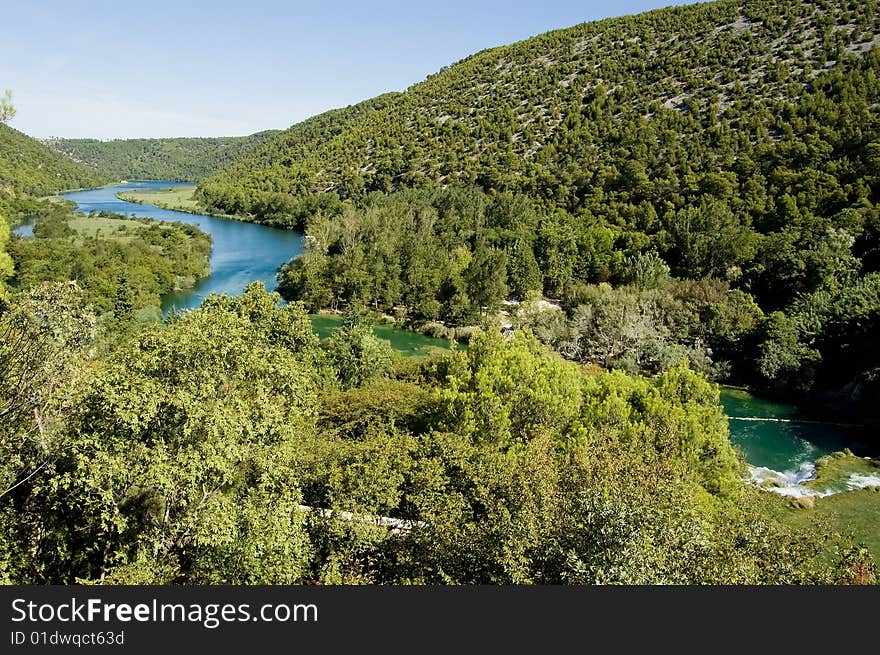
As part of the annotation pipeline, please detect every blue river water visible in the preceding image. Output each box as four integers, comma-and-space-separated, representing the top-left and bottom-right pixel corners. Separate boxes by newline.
59, 180, 304, 314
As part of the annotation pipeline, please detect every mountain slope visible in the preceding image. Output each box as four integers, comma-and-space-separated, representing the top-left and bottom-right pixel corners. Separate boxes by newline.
196, 92, 400, 215
0, 123, 106, 196
45, 131, 281, 183
197, 0, 880, 220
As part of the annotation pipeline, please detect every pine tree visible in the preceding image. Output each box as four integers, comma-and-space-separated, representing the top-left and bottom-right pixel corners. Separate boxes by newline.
113, 271, 134, 324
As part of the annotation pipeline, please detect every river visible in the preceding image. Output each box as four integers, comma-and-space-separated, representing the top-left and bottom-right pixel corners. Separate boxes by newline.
58, 180, 305, 314
49, 181, 455, 358
22, 181, 879, 495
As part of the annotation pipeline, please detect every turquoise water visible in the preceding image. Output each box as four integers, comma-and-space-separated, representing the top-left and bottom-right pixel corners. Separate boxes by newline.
309, 314, 457, 358
720, 387, 873, 474
59, 181, 304, 314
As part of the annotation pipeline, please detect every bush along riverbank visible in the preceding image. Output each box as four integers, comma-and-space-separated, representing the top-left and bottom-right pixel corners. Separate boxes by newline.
9, 198, 211, 321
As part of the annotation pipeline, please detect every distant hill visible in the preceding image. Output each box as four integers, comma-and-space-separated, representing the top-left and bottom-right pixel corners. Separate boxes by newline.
196, 0, 880, 221
196, 93, 401, 215
0, 123, 106, 196
44, 131, 281, 183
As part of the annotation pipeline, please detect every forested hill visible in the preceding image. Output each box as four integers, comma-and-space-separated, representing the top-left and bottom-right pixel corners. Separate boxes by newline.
192, 0, 880, 414
197, 92, 401, 214
197, 0, 880, 219
0, 124, 106, 196
45, 131, 280, 183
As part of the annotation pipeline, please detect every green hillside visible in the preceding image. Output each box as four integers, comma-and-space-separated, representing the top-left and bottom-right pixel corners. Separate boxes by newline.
198, 0, 880, 220
197, 93, 400, 216
0, 123, 106, 196
196, 0, 880, 416
3, 0, 880, 587
45, 131, 281, 183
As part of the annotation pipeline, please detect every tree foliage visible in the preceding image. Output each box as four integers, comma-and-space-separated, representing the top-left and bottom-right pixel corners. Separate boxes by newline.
0, 89, 15, 124
9, 201, 211, 318
46, 131, 280, 183
1, 0, 878, 586
0, 210, 13, 294
244, 0, 880, 416
0, 282, 870, 584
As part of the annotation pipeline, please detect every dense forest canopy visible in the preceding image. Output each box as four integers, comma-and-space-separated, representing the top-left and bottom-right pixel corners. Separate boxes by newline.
198, 0, 880, 218
2, 0, 879, 586
45, 131, 280, 183
194, 0, 880, 417
1, 284, 873, 584
0, 123, 107, 196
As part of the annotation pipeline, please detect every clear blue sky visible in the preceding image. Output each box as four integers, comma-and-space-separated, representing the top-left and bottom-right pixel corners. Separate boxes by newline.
1, 0, 702, 139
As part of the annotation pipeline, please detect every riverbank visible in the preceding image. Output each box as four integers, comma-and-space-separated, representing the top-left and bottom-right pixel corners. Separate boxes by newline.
58, 181, 305, 316
11, 203, 211, 322
116, 185, 240, 221
763, 484, 880, 559
750, 450, 880, 496
309, 312, 460, 358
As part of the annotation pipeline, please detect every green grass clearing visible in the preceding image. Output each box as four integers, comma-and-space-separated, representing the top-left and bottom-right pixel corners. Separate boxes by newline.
64, 214, 198, 247
766, 487, 880, 559
66, 215, 152, 243
117, 185, 208, 214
